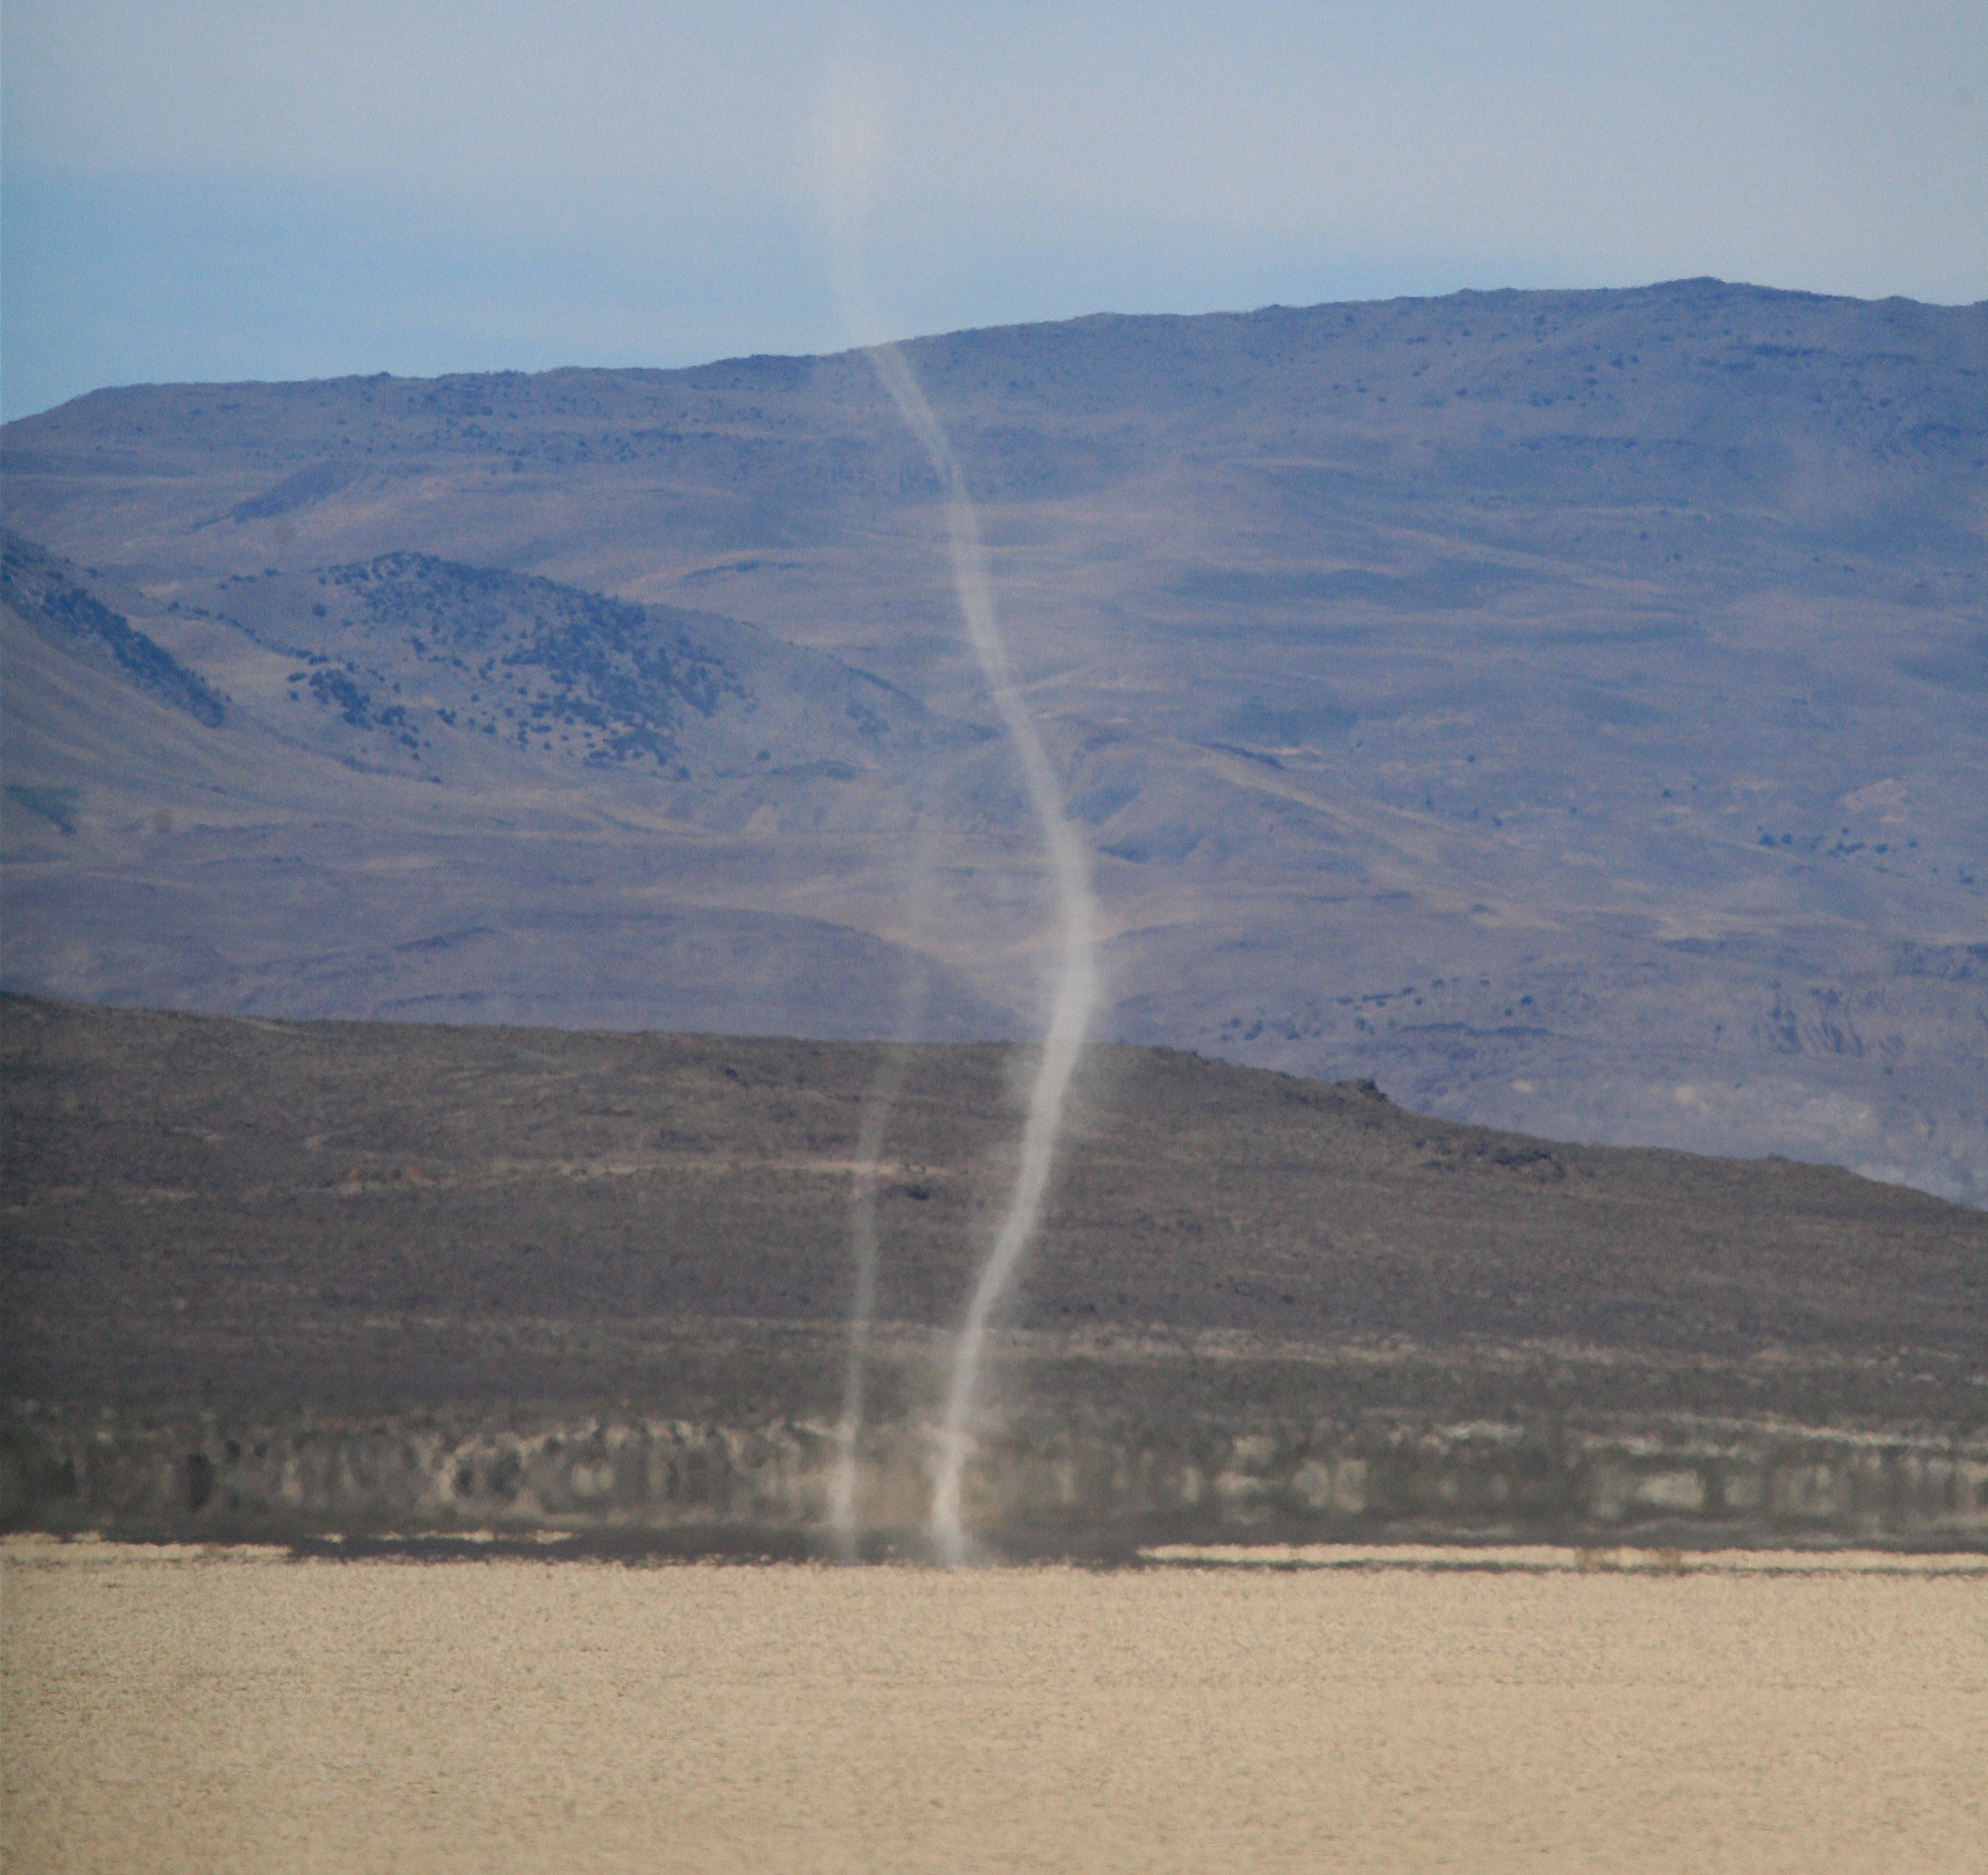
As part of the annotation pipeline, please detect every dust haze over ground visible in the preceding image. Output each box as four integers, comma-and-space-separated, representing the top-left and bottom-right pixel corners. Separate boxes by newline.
3, 280, 1985, 1199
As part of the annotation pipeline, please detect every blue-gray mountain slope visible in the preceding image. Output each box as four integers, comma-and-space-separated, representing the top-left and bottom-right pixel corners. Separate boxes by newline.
2, 278, 1983, 1198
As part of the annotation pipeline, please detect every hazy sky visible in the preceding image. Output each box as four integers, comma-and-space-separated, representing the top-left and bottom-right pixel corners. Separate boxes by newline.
3, 1, 1983, 419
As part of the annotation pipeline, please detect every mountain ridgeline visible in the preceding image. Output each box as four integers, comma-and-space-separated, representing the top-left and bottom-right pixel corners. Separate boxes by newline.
1, 279, 1984, 1198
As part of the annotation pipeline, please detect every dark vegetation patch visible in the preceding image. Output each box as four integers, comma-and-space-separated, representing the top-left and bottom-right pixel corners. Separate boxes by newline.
1, 530, 226, 726
230, 458, 364, 521
317, 552, 742, 765
3, 785, 81, 834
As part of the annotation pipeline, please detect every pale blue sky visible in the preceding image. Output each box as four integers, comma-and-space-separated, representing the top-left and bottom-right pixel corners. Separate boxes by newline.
3, 1, 1983, 420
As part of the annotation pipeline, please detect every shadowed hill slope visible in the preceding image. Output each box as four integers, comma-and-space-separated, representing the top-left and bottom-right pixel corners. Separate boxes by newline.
5, 994, 1979, 1407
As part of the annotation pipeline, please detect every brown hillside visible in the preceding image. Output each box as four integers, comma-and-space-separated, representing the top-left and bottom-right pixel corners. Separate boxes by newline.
4, 995, 1978, 1427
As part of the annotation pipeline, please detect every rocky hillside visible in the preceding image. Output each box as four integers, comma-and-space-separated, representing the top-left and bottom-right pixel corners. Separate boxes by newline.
3, 280, 1985, 1198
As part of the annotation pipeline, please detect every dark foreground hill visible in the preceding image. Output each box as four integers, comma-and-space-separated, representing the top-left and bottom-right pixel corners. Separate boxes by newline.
3, 996, 1983, 1553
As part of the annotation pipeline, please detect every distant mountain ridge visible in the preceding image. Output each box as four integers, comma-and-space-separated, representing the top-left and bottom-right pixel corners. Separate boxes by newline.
2, 280, 1984, 1199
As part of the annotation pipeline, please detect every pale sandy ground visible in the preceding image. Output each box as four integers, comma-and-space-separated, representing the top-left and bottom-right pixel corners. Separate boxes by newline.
3, 1540, 1983, 1874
